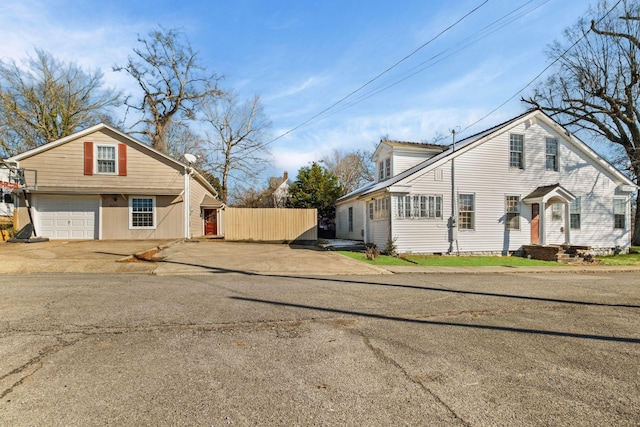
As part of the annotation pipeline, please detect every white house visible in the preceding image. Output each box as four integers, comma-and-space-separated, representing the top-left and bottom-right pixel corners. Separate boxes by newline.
335, 110, 637, 255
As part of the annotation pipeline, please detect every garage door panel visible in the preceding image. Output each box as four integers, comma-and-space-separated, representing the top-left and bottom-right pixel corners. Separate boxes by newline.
37, 196, 99, 240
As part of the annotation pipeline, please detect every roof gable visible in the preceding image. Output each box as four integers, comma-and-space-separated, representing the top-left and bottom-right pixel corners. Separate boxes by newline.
7, 123, 188, 169
339, 110, 636, 202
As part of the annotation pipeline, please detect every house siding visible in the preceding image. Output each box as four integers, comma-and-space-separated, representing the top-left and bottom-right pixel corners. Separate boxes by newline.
17, 129, 185, 192
100, 194, 183, 239
335, 201, 364, 240
10, 125, 222, 240
341, 113, 634, 255
189, 178, 213, 238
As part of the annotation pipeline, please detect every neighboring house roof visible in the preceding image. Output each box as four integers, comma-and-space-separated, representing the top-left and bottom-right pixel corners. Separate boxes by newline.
338, 110, 637, 203
6, 123, 219, 197
379, 140, 448, 151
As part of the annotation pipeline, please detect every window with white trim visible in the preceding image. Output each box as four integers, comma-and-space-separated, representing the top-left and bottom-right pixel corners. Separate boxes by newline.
614, 198, 626, 229
395, 195, 443, 219
505, 195, 520, 230
546, 138, 558, 171
130, 197, 156, 229
509, 134, 524, 169
368, 202, 374, 220
373, 197, 389, 219
458, 193, 475, 230
570, 197, 581, 230
551, 203, 562, 221
378, 158, 392, 181
96, 144, 116, 174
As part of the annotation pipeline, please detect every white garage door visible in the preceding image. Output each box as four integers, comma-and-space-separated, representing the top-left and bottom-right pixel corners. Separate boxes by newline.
37, 195, 99, 239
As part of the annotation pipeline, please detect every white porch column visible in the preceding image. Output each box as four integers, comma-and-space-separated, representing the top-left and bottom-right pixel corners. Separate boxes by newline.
540, 202, 547, 245
564, 202, 571, 245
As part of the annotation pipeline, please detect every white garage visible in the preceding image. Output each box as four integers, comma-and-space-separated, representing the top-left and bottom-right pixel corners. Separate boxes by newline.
35, 195, 99, 239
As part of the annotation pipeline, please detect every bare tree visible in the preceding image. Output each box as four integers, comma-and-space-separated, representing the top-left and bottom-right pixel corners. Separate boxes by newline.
522, 0, 640, 244
202, 91, 272, 204
114, 27, 221, 153
321, 149, 374, 195
0, 49, 121, 156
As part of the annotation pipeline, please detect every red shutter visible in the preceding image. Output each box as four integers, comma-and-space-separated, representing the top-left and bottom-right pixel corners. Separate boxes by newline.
84, 142, 93, 175
118, 144, 127, 176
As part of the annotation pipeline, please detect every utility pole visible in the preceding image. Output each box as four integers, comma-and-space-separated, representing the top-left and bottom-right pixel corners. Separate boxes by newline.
448, 129, 458, 254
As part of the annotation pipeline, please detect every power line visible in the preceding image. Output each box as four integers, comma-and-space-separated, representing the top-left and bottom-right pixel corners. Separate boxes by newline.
263, 0, 489, 147
321, 0, 550, 119
458, 0, 625, 136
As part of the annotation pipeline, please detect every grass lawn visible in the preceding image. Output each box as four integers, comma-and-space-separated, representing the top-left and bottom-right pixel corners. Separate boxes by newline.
339, 251, 561, 267
338, 251, 412, 266
597, 247, 640, 265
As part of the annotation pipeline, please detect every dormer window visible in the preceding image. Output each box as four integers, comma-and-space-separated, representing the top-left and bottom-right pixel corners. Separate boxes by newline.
378, 158, 391, 181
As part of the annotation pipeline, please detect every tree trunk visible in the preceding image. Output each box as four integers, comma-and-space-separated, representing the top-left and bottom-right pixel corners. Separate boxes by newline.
633, 193, 640, 246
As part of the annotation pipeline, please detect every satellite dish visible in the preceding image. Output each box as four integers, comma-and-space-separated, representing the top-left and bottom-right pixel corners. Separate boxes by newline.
184, 153, 197, 164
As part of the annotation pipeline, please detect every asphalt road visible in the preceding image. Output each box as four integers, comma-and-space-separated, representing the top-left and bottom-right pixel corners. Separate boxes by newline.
1, 271, 639, 426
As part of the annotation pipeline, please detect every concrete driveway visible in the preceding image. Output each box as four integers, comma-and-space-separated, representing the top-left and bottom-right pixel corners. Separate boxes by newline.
0, 239, 388, 276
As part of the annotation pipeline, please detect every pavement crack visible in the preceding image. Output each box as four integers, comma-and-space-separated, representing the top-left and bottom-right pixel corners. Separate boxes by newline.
356, 330, 470, 427
0, 335, 85, 399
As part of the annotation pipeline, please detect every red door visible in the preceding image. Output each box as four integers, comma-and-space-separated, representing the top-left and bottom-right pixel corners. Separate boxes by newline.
204, 209, 217, 235
531, 203, 539, 244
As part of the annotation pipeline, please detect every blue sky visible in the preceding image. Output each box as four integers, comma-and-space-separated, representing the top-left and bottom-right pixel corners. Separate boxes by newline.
0, 0, 594, 181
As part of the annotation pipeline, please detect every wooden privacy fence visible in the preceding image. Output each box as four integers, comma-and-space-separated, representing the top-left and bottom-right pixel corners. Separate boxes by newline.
224, 208, 317, 242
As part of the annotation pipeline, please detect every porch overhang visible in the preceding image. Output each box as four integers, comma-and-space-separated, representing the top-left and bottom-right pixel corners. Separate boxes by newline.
200, 194, 223, 208
522, 183, 575, 205
522, 184, 575, 246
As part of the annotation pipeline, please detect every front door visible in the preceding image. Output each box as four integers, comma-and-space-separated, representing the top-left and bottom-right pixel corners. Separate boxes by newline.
531, 203, 540, 244
204, 209, 217, 235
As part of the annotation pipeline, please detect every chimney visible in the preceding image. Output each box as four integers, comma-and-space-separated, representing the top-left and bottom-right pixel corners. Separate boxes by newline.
283, 171, 288, 181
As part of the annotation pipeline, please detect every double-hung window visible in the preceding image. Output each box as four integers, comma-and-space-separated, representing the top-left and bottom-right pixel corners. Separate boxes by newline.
130, 197, 156, 229
97, 145, 116, 174
509, 133, 524, 169
509, 134, 524, 169
378, 158, 392, 181
614, 198, 626, 229
570, 197, 581, 230
458, 194, 475, 230
546, 138, 558, 171
505, 196, 520, 230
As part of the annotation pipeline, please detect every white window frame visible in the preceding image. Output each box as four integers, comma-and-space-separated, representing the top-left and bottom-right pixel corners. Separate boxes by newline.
551, 203, 562, 221
509, 134, 524, 169
129, 196, 156, 230
385, 158, 391, 179
458, 193, 475, 230
545, 138, 559, 171
570, 197, 581, 230
378, 161, 384, 181
505, 195, 520, 230
374, 197, 389, 219
614, 198, 626, 230
394, 195, 443, 220
95, 143, 118, 175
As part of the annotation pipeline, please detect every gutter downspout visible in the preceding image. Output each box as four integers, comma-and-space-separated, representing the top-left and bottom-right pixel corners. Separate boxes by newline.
184, 166, 193, 239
